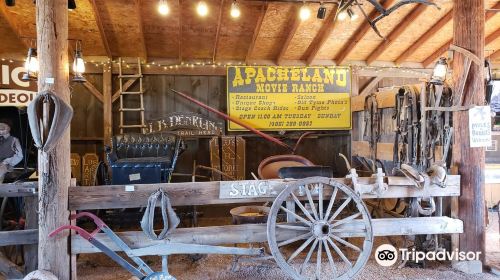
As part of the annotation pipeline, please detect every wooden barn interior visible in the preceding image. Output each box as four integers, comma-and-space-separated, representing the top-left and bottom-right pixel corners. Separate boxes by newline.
0, 0, 499, 279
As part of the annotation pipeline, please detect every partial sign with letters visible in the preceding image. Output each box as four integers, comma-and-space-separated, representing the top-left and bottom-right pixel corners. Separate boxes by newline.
227, 66, 351, 131
469, 106, 492, 147
219, 179, 286, 199
0, 62, 37, 106
146, 112, 223, 136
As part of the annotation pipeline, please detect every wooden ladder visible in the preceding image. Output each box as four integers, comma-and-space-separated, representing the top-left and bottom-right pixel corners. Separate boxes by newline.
118, 57, 146, 134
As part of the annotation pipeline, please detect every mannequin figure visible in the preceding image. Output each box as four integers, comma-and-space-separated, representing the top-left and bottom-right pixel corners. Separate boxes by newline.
0, 123, 23, 183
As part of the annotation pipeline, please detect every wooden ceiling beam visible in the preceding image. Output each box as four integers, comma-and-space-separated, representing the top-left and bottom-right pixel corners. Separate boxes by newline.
178, 0, 183, 62
486, 27, 500, 45
334, 0, 396, 65
212, 0, 225, 63
305, 4, 339, 65
134, 0, 148, 62
276, 7, 301, 65
90, 0, 112, 58
366, 3, 428, 65
395, 9, 452, 65
246, 3, 269, 64
422, 2, 500, 67
0, 2, 29, 48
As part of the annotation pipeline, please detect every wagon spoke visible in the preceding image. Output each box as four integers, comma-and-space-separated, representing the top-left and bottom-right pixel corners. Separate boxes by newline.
327, 237, 352, 268
332, 212, 362, 228
304, 184, 319, 220
299, 239, 318, 274
323, 239, 338, 278
280, 206, 312, 226
288, 235, 315, 262
328, 197, 352, 223
324, 186, 338, 221
316, 239, 322, 279
291, 192, 316, 223
278, 232, 312, 247
277, 224, 311, 231
329, 234, 362, 252
318, 183, 324, 220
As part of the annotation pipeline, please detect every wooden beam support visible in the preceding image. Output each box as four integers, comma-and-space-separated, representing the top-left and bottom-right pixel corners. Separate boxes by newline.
72, 217, 463, 254
178, 0, 182, 62
366, 4, 428, 65
486, 27, 500, 45
90, 0, 112, 58
103, 63, 112, 147
276, 6, 301, 65
452, 0, 485, 261
334, 0, 396, 65
0, 182, 38, 197
23, 196, 38, 274
212, 0, 224, 63
246, 3, 268, 64
0, 229, 38, 246
36, 0, 71, 278
305, 4, 339, 65
422, 2, 500, 67
83, 81, 104, 103
134, 0, 148, 62
0, 2, 29, 48
396, 10, 452, 64
112, 78, 137, 103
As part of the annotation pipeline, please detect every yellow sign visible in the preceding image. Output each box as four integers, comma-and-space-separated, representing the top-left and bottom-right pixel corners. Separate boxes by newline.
227, 66, 351, 131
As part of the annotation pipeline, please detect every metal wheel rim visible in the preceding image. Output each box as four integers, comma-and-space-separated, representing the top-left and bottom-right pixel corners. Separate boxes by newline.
267, 177, 373, 280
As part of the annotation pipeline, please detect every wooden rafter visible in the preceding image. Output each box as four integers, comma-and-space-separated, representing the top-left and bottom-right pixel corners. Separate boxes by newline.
212, 0, 225, 63
178, 0, 183, 62
134, 0, 148, 61
90, 0, 112, 58
246, 3, 268, 64
83, 81, 104, 103
395, 10, 452, 64
276, 6, 301, 65
489, 49, 500, 60
334, 0, 396, 65
486, 27, 500, 45
366, 4, 428, 65
0, 2, 29, 48
422, 2, 500, 67
305, 4, 339, 65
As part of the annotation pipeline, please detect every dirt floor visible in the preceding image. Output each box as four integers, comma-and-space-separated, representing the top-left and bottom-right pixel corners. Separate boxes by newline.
74, 212, 500, 280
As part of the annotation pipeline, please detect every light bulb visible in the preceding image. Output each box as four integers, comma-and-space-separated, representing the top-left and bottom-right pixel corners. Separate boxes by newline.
73, 57, 85, 73
25, 57, 39, 73
299, 5, 311, 21
230, 1, 240, 18
197, 1, 209, 17
338, 10, 348, 21
158, 0, 169, 15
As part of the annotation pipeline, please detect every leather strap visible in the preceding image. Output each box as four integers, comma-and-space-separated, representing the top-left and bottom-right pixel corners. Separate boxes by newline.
141, 189, 180, 240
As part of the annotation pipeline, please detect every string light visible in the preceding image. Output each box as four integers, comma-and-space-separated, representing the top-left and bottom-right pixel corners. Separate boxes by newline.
230, 0, 240, 18
158, 0, 169, 15
197, 1, 209, 17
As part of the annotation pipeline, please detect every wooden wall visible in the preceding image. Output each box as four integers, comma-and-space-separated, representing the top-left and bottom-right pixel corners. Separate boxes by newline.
71, 74, 352, 180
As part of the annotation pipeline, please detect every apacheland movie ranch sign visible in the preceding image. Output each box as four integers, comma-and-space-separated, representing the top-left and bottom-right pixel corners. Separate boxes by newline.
0, 62, 37, 107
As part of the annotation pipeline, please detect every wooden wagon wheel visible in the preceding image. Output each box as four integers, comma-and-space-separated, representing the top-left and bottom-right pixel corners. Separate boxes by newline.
267, 177, 373, 280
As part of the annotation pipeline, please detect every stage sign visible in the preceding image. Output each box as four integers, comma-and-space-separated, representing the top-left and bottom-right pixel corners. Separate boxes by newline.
227, 66, 351, 131
0, 62, 37, 107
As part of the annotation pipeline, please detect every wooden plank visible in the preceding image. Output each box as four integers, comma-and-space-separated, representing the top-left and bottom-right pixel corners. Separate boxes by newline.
396, 10, 453, 64
235, 136, 246, 180
209, 137, 222, 181
212, 0, 224, 63
103, 63, 112, 148
134, 0, 148, 61
276, 6, 301, 65
71, 216, 463, 254
23, 196, 38, 274
366, 4, 428, 65
359, 76, 383, 97
112, 78, 137, 103
90, 0, 112, 58
351, 88, 400, 111
352, 141, 443, 161
486, 27, 500, 45
246, 3, 268, 64
0, 252, 23, 279
335, 0, 396, 65
82, 81, 104, 103
356, 67, 430, 78
0, 229, 38, 246
305, 4, 339, 65
0, 182, 38, 197
68, 176, 460, 210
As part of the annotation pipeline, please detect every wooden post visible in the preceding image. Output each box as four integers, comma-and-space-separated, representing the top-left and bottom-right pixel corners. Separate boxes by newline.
36, 0, 71, 278
23, 196, 38, 274
103, 63, 112, 148
452, 0, 485, 262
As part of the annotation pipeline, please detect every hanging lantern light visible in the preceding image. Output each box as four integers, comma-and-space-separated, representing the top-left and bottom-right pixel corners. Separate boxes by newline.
197, 1, 209, 17
430, 57, 448, 85
338, 9, 348, 21
72, 41, 86, 83
230, 0, 240, 18
158, 0, 169, 15
22, 47, 39, 81
299, 3, 311, 21
347, 8, 358, 21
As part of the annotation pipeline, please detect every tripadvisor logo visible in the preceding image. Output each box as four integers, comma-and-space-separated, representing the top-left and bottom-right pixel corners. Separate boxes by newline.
374, 244, 482, 267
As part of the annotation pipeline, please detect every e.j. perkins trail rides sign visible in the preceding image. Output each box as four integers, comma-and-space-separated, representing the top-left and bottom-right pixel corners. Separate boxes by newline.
227, 66, 351, 131
0, 62, 37, 107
